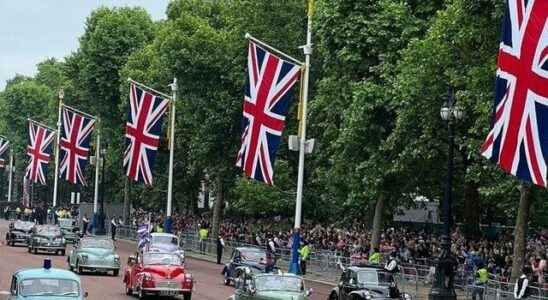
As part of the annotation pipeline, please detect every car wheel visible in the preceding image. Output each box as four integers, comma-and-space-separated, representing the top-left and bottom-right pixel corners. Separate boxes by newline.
27, 246, 31, 253
183, 292, 191, 300
329, 292, 339, 300
60, 250, 65, 256
33, 247, 38, 254
138, 288, 147, 300
125, 285, 133, 296
113, 269, 119, 277
76, 260, 83, 274
223, 278, 230, 286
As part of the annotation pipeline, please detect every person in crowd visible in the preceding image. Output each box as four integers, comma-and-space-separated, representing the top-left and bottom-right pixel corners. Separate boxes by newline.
514, 266, 532, 299
216, 234, 225, 265
369, 248, 381, 265
472, 261, 488, 300
265, 242, 276, 273
385, 251, 399, 273
82, 214, 89, 235
199, 225, 208, 255
299, 240, 310, 275
118, 216, 124, 226
531, 253, 546, 286
110, 217, 117, 241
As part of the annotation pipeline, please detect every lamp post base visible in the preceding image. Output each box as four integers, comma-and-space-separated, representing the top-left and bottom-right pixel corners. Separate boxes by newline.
94, 212, 106, 235
288, 230, 301, 275
428, 236, 457, 300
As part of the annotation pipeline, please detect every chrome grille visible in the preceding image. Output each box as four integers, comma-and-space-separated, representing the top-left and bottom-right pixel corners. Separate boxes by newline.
156, 281, 179, 289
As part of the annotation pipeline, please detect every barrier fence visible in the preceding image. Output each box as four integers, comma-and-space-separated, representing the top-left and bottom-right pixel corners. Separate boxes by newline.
112, 225, 548, 299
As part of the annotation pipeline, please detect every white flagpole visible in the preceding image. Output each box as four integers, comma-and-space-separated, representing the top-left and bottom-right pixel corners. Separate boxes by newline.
165, 78, 177, 232
290, 0, 313, 275
7, 150, 13, 202
93, 129, 100, 214
52, 90, 63, 208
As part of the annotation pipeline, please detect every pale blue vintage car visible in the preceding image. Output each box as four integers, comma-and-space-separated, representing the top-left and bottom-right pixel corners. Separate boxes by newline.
8, 259, 87, 299
67, 236, 120, 276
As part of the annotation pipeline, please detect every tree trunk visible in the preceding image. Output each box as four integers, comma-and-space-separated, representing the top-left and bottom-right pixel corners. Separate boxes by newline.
123, 178, 130, 224
510, 183, 531, 282
370, 195, 385, 255
211, 176, 224, 239
463, 181, 480, 239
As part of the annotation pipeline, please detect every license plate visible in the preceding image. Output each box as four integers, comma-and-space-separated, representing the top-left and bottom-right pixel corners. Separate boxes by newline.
160, 291, 177, 296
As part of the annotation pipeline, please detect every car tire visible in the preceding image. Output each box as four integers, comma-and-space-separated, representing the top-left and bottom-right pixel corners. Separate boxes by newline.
113, 269, 119, 277
125, 285, 133, 296
28, 246, 31, 253
138, 288, 147, 300
329, 292, 339, 300
183, 292, 191, 300
76, 260, 83, 275
60, 250, 65, 256
33, 247, 38, 254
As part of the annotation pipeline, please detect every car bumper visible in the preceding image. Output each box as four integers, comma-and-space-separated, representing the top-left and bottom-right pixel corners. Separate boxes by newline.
141, 287, 192, 295
79, 263, 119, 271
33, 245, 65, 251
9, 237, 29, 244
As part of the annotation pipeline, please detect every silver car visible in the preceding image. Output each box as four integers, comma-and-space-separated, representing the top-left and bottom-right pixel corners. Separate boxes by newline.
67, 236, 120, 276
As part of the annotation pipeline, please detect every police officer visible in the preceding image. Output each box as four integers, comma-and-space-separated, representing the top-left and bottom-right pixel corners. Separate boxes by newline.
472, 261, 488, 300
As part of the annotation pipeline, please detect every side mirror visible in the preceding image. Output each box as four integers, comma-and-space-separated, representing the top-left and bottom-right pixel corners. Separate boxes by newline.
84, 291, 89, 298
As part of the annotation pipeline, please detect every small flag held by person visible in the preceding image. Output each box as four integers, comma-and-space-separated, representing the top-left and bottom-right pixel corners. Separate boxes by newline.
137, 223, 151, 250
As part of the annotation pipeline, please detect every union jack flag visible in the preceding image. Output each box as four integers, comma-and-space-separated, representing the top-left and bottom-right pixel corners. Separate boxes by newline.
0, 138, 9, 168
59, 107, 96, 185
236, 41, 301, 185
25, 121, 56, 185
480, 0, 548, 186
124, 83, 169, 185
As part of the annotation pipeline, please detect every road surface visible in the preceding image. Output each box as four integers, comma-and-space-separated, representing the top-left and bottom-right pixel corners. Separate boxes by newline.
0, 219, 333, 300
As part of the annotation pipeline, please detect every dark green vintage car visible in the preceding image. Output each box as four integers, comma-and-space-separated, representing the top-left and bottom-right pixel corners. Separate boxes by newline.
228, 272, 312, 300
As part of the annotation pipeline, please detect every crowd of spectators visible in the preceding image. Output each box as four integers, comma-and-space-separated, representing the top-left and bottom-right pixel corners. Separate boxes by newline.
127, 208, 547, 287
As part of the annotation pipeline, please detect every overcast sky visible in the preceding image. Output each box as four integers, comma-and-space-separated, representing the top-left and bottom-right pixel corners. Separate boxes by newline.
0, 0, 170, 90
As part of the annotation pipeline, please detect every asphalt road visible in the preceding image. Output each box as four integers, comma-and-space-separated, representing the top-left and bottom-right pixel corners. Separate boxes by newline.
0, 219, 333, 300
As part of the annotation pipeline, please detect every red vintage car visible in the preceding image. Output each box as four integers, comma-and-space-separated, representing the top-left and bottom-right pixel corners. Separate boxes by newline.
123, 251, 193, 299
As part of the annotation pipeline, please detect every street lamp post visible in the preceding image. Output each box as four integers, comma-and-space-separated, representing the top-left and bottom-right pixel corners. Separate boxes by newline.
429, 90, 462, 300
96, 147, 107, 235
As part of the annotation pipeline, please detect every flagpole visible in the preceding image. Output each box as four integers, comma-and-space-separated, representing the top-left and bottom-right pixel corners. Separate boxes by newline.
289, 0, 313, 275
52, 89, 63, 208
164, 78, 177, 233
7, 150, 13, 202
93, 125, 101, 233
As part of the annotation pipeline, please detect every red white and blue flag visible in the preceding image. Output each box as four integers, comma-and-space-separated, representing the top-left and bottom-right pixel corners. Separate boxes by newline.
481, 0, 548, 186
59, 107, 96, 185
0, 138, 9, 168
236, 42, 301, 185
124, 83, 169, 185
25, 121, 56, 185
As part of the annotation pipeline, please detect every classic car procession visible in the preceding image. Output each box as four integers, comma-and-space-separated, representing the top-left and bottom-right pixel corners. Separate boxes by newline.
58, 218, 81, 244
222, 246, 278, 286
123, 251, 193, 300
5, 220, 34, 246
67, 236, 120, 276
27, 225, 67, 256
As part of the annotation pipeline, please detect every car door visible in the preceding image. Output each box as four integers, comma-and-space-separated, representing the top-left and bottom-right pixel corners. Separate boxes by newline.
229, 250, 241, 277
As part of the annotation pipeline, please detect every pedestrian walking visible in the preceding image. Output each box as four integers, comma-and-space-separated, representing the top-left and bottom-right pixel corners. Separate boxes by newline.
110, 217, 117, 241
216, 235, 225, 264
514, 266, 532, 299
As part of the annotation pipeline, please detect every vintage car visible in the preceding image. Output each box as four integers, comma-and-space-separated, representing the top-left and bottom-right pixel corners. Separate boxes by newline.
148, 233, 184, 260
28, 225, 66, 256
5, 220, 34, 246
223, 247, 277, 286
123, 251, 193, 300
67, 236, 120, 276
58, 218, 80, 243
8, 258, 88, 299
328, 266, 412, 300
228, 271, 312, 300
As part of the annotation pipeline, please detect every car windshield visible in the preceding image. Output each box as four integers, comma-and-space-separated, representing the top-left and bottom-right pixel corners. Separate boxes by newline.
58, 219, 74, 228
13, 221, 34, 231
143, 253, 182, 265
151, 235, 178, 245
19, 278, 80, 297
254, 275, 303, 292
240, 249, 266, 262
36, 226, 60, 235
357, 270, 394, 285
80, 239, 114, 249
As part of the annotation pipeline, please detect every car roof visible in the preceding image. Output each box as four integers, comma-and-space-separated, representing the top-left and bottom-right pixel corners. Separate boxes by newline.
237, 247, 264, 252
151, 233, 177, 237
15, 268, 81, 281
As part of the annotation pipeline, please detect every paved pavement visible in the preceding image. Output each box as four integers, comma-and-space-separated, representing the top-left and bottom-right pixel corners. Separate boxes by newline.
0, 219, 333, 300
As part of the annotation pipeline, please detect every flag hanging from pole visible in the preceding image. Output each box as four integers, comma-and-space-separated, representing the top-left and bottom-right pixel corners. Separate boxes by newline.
124, 82, 169, 185
480, 0, 548, 186
25, 121, 56, 185
0, 138, 9, 168
236, 41, 301, 185
59, 106, 96, 185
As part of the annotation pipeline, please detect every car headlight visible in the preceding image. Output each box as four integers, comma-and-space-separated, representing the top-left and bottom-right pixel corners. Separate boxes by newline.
142, 273, 153, 282
184, 273, 193, 283
403, 293, 412, 300
114, 256, 120, 263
